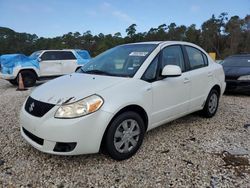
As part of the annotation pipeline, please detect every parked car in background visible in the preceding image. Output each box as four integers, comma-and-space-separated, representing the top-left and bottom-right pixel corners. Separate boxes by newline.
20, 41, 226, 160
0, 49, 91, 87
216, 60, 223, 64
221, 54, 250, 93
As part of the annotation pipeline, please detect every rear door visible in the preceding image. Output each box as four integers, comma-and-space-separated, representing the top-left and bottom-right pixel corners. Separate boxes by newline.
39, 51, 62, 76
60, 51, 78, 74
184, 45, 212, 111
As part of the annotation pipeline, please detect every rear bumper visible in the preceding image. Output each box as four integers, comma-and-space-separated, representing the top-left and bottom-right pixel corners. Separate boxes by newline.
225, 80, 250, 92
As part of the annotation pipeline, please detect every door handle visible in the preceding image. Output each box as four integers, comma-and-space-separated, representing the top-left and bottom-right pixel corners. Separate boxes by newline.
184, 78, 190, 83
145, 86, 152, 91
208, 72, 213, 77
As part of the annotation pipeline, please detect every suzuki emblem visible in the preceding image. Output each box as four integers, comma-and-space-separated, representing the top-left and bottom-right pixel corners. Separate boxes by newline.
29, 102, 35, 112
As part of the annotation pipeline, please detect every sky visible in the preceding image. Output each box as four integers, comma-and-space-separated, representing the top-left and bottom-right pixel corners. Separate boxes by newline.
0, 0, 249, 38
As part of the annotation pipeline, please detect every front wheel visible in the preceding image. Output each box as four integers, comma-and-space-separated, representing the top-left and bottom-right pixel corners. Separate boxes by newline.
104, 111, 145, 160
201, 89, 219, 118
17, 71, 37, 87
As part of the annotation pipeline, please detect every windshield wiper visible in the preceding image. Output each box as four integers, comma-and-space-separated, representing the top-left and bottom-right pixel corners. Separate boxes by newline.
83, 69, 113, 76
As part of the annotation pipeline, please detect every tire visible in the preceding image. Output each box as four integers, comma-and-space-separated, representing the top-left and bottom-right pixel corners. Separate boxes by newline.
201, 89, 219, 118
17, 70, 37, 87
9, 79, 18, 86
104, 111, 145, 160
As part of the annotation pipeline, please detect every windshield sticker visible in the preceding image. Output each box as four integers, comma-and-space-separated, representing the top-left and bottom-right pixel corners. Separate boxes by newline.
129, 52, 148, 57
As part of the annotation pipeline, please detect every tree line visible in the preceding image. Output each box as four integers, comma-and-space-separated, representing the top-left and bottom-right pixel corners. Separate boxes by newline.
0, 13, 249, 59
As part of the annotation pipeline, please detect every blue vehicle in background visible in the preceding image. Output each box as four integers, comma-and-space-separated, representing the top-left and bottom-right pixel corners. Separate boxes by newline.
0, 49, 91, 87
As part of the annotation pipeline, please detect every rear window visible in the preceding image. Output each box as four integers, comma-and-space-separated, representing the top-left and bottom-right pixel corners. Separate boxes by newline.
185, 46, 208, 70
61, 51, 76, 60
41, 51, 76, 61
222, 56, 250, 67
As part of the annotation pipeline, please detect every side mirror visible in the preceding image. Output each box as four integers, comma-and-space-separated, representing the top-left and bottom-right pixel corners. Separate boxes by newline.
38, 57, 42, 62
161, 65, 182, 77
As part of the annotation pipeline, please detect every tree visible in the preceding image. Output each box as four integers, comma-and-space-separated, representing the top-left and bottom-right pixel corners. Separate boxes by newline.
201, 14, 226, 58
114, 32, 122, 38
185, 24, 201, 44
225, 16, 244, 55
0, 13, 249, 58
167, 23, 177, 40
242, 15, 250, 52
126, 24, 137, 38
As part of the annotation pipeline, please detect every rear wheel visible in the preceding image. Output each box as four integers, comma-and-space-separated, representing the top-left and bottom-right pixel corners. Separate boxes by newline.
201, 89, 219, 118
17, 70, 37, 87
104, 111, 145, 160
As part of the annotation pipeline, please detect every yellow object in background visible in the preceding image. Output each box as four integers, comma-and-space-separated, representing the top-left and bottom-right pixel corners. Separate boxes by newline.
209, 52, 216, 61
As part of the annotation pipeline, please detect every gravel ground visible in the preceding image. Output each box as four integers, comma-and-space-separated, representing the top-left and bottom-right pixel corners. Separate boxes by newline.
0, 79, 249, 188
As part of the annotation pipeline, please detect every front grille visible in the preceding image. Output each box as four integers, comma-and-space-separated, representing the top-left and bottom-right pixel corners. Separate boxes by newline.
25, 97, 55, 117
23, 127, 44, 145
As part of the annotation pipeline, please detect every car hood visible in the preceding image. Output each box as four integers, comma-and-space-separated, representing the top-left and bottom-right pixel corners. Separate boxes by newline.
30, 73, 129, 105
223, 66, 250, 77
0, 53, 39, 69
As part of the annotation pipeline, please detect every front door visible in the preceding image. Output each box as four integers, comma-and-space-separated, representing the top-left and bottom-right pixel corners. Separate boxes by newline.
150, 45, 191, 127
39, 51, 62, 76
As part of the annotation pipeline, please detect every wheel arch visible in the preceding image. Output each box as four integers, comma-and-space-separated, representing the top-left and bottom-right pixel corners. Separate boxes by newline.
99, 104, 149, 151
18, 68, 39, 80
203, 84, 221, 107
210, 84, 221, 96
201, 84, 221, 118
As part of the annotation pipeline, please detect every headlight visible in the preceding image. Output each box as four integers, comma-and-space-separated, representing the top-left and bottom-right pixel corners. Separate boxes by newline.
238, 75, 250, 81
55, 95, 104, 118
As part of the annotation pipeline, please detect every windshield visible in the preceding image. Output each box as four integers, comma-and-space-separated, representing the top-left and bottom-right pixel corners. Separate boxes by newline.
79, 44, 157, 77
76, 50, 90, 59
222, 56, 250, 67
29, 51, 42, 59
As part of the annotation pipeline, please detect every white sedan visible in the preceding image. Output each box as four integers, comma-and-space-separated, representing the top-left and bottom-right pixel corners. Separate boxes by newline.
20, 41, 226, 160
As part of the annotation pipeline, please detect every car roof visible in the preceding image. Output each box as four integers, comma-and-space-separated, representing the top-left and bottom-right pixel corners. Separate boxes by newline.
37, 49, 81, 53
227, 54, 250, 58
121, 41, 206, 54
123, 41, 202, 48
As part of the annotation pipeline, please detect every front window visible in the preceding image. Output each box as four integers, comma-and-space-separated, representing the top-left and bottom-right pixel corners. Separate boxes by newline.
40, 51, 61, 61
79, 44, 157, 77
161, 45, 185, 72
29, 51, 42, 59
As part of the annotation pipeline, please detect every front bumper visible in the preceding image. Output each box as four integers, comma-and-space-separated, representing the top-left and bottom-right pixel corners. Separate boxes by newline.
20, 103, 114, 155
225, 79, 250, 92
0, 66, 23, 80
0, 73, 16, 80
